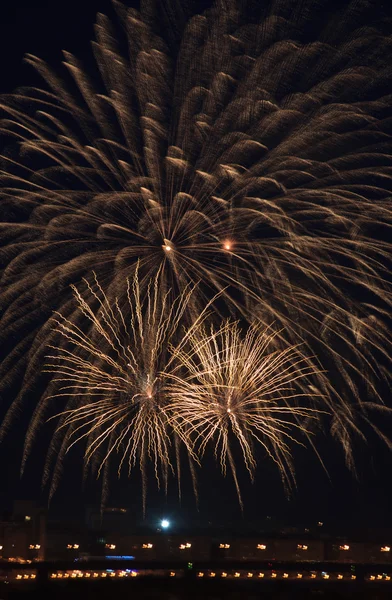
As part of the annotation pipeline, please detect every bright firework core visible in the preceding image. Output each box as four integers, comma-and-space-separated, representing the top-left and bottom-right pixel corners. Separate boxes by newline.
162, 239, 173, 252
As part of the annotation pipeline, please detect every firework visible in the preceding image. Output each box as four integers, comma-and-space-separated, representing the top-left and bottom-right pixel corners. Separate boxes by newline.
29, 268, 202, 511
1, 0, 391, 409
166, 321, 326, 508
29, 269, 327, 509
0, 0, 392, 505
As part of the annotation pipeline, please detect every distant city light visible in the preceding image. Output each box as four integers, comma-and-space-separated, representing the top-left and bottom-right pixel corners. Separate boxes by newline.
161, 519, 170, 529
179, 542, 191, 550
297, 544, 308, 551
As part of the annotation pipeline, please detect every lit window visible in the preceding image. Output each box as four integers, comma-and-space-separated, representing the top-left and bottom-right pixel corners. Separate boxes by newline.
257, 544, 266, 550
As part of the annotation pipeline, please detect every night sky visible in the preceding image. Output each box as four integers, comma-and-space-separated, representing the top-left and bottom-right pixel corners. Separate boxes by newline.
1, 0, 392, 534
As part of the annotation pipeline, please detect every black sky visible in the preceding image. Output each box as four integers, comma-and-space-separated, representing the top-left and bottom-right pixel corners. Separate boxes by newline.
0, 0, 392, 533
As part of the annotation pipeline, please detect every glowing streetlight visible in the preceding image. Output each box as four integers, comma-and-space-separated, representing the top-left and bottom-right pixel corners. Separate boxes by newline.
161, 519, 170, 529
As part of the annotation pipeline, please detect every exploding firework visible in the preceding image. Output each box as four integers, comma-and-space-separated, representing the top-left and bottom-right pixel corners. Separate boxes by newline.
27, 268, 202, 511
0, 0, 392, 505
1, 0, 391, 409
27, 269, 327, 509
166, 320, 326, 508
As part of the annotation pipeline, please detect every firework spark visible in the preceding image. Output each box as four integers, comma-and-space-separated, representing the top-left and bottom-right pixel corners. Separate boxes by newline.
166, 321, 326, 508
0, 0, 391, 506
30, 268, 202, 511
0, 0, 391, 413
31, 270, 327, 509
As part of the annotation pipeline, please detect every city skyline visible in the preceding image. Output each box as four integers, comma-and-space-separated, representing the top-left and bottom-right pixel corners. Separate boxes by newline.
0, 0, 392, 532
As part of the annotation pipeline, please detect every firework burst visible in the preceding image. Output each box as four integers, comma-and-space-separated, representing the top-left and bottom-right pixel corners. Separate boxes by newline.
166, 321, 326, 508
29, 268, 202, 511
0, 0, 391, 411
30, 270, 327, 509
0, 0, 392, 508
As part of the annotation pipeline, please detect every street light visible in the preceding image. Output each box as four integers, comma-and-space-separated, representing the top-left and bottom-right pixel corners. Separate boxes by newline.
161, 519, 170, 529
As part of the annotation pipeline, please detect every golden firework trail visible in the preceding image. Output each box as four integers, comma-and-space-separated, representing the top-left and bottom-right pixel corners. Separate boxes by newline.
0, 0, 391, 415
0, 0, 391, 508
166, 321, 326, 508
31, 269, 331, 510
38, 267, 203, 512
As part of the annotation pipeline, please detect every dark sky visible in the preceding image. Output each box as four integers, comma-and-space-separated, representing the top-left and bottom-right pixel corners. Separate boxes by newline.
0, 0, 392, 533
